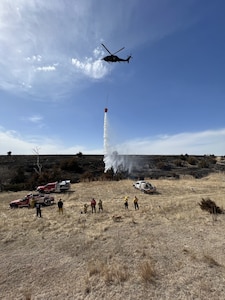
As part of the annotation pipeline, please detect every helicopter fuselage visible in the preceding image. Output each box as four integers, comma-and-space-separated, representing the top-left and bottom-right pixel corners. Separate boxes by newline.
103, 55, 131, 63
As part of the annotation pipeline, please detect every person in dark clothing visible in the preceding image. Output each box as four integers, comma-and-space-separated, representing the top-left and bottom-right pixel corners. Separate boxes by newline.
91, 198, 96, 213
124, 196, 129, 209
36, 203, 42, 218
58, 199, 63, 214
133, 196, 139, 210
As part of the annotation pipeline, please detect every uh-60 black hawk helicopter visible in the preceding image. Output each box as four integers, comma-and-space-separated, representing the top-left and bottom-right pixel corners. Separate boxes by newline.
101, 43, 132, 63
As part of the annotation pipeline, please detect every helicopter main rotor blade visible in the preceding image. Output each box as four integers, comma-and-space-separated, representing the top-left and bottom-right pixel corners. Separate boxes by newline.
101, 43, 112, 55
113, 47, 125, 55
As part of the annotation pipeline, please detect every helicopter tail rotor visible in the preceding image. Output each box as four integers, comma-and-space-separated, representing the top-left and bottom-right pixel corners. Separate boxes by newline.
127, 55, 132, 63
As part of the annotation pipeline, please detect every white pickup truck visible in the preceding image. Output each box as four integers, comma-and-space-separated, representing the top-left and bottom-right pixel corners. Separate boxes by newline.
133, 180, 156, 194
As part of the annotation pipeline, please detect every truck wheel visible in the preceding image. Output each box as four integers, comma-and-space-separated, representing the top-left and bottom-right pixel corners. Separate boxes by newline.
44, 199, 50, 206
11, 204, 18, 208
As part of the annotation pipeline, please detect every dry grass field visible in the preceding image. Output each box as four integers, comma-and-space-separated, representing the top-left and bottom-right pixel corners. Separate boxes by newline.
1, 173, 225, 300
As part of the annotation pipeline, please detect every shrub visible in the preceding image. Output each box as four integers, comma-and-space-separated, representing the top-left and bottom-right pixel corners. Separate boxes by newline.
76, 152, 83, 158
180, 154, 189, 161
80, 171, 94, 182
139, 261, 156, 283
157, 161, 171, 171
204, 155, 217, 165
199, 198, 224, 214
60, 158, 82, 172
88, 260, 104, 276
187, 156, 198, 165
174, 159, 183, 167
10, 167, 26, 184
4, 183, 25, 192
198, 159, 209, 168
103, 265, 129, 285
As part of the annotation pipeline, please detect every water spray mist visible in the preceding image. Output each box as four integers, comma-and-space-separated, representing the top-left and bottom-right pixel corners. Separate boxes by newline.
103, 107, 134, 173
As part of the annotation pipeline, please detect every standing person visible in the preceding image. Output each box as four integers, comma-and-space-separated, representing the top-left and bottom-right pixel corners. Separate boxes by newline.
91, 198, 96, 213
133, 196, 139, 210
58, 198, 63, 214
29, 196, 35, 209
124, 196, 129, 209
83, 204, 88, 214
36, 203, 42, 218
98, 199, 103, 212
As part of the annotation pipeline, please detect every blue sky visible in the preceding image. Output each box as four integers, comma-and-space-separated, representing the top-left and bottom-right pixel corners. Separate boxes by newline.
0, 0, 225, 155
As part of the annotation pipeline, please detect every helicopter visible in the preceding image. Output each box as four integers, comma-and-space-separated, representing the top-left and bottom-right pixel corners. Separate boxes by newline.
101, 43, 132, 63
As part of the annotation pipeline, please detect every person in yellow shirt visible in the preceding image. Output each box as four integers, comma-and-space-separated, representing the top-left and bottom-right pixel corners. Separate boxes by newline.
83, 204, 88, 214
98, 199, 103, 212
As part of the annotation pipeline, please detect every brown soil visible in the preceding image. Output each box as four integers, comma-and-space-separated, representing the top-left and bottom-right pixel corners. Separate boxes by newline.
1, 174, 225, 299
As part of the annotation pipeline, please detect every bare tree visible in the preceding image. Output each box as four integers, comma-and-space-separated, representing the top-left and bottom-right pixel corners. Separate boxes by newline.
33, 147, 42, 175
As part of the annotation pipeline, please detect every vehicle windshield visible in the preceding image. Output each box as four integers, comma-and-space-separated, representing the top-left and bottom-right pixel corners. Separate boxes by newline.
145, 183, 152, 188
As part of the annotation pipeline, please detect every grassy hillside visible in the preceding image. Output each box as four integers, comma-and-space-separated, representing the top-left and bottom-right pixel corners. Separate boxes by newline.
0, 154, 224, 191
1, 173, 225, 299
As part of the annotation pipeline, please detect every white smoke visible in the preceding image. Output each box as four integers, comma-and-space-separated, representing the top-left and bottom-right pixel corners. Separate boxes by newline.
103, 110, 133, 173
